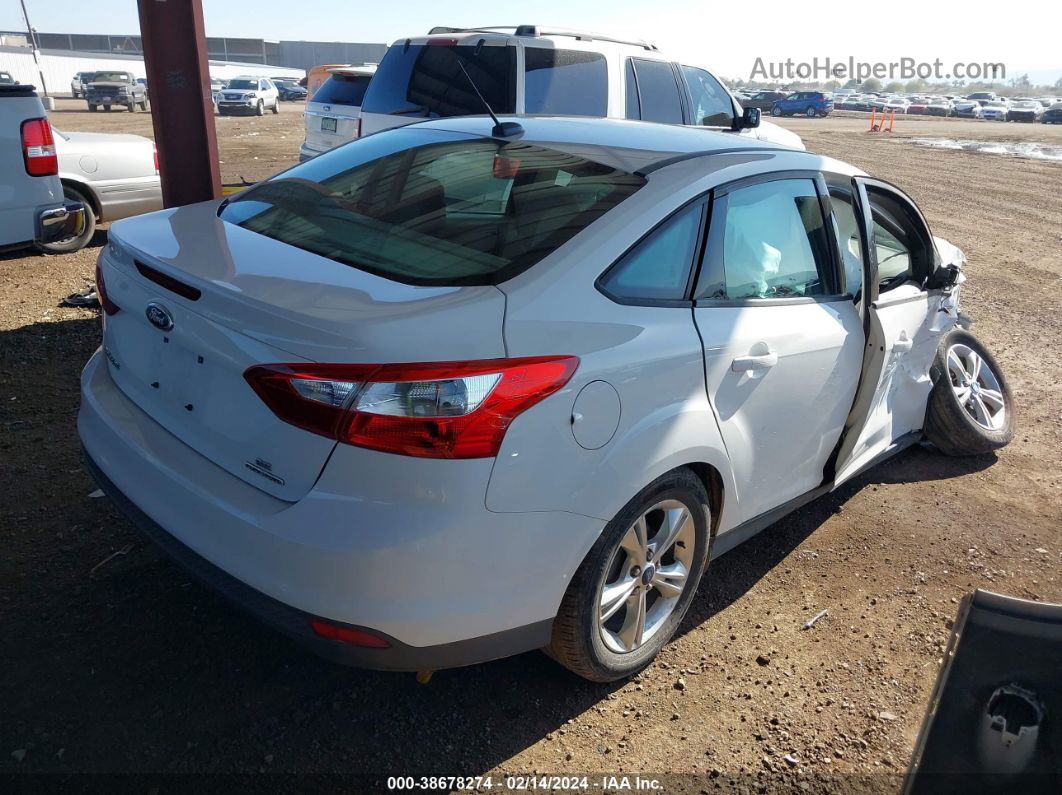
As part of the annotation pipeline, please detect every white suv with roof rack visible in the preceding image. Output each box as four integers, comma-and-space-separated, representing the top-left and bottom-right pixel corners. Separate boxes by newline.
358, 25, 803, 149
300, 65, 377, 161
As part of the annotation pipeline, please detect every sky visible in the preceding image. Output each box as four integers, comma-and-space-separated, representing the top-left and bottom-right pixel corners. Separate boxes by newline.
3, 0, 1060, 85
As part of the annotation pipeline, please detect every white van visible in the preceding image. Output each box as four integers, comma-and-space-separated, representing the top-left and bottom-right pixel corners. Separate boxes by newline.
299, 66, 376, 161
359, 25, 803, 149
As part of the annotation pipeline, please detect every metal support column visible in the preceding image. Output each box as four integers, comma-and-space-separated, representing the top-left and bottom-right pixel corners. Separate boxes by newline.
136, 0, 221, 207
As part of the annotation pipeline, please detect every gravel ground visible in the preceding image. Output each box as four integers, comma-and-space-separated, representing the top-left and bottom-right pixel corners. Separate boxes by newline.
1, 100, 1059, 791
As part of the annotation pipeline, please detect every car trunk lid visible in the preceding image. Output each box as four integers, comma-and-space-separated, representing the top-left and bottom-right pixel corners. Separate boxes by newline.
100, 201, 507, 501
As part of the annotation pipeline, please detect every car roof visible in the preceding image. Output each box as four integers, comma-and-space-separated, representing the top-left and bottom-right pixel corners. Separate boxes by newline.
408, 115, 800, 174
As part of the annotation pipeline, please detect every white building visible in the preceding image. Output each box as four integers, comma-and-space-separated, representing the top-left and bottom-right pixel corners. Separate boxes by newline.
0, 45, 305, 94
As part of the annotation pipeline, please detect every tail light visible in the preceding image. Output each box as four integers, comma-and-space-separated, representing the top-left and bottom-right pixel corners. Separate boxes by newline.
21, 118, 57, 177
152, 142, 159, 174
95, 259, 121, 316
244, 356, 579, 459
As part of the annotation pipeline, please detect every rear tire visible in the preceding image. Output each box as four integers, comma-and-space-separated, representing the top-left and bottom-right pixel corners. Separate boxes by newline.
924, 329, 1014, 456
40, 185, 96, 255
805, 106, 817, 117
546, 468, 711, 682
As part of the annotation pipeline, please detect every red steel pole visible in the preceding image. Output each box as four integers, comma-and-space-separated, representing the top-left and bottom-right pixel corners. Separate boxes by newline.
136, 0, 221, 207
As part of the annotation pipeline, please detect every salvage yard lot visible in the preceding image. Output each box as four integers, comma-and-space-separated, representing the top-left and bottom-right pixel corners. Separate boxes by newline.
1, 100, 1059, 788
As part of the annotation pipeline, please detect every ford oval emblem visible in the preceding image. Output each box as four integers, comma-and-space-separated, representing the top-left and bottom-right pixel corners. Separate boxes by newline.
145, 302, 174, 331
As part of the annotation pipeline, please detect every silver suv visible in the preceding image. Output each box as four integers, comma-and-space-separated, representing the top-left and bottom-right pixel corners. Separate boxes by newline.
360, 25, 803, 149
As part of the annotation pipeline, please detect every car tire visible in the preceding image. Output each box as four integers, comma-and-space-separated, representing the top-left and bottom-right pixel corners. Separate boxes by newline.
127, 102, 136, 112
545, 468, 711, 682
771, 106, 782, 117
805, 106, 817, 118
924, 329, 1015, 457
88, 104, 97, 112
140, 98, 149, 111
271, 100, 279, 114
40, 185, 96, 255
255, 100, 264, 116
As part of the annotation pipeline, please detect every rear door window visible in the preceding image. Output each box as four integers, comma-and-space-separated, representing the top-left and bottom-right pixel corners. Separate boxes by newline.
361, 43, 516, 118
523, 48, 607, 116
627, 59, 684, 124
312, 74, 372, 106
697, 179, 833, 300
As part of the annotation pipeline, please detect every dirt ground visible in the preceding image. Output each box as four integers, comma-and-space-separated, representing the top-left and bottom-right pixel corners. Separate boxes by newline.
1, 99, 1060, 790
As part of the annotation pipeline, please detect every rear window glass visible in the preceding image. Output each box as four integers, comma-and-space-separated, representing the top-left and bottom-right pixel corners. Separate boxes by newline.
219, 128, 645, 286
524, 48, 607, 116
312, 74, 371, 106
361, 44, 515, 118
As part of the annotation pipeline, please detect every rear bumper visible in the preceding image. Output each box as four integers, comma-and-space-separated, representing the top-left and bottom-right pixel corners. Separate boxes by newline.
78, 350, 600, 668
83, 450, 551, 670
36, 201, 85, 246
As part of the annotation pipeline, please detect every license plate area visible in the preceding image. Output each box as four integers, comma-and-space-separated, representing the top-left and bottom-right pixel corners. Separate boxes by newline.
321, 116, 337, 133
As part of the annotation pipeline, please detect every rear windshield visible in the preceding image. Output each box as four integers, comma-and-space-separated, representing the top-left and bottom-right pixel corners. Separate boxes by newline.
360, 44, 516, 118
312, 74, 371, 106
219, 128, 645, 286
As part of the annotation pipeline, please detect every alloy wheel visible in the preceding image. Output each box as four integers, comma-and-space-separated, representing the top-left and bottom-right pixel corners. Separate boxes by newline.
597, 499, 696, 654
947, 343, 1006, 430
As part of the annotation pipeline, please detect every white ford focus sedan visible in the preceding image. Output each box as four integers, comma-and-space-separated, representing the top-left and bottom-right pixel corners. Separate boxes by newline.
79, 116, 1013, 681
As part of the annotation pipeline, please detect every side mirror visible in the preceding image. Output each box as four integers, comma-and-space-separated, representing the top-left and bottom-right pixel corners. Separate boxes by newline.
730, 106, 761, 131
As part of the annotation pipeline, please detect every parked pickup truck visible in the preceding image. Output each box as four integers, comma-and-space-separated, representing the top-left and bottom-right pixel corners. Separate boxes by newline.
0, 83, 85, 254
85, 71, 149, 113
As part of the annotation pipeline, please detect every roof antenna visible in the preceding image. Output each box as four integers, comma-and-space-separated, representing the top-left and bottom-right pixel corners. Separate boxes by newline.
455, 57, 523, 138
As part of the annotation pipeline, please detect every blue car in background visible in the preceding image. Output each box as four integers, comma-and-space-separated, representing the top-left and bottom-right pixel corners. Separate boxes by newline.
770, 91, 833, 118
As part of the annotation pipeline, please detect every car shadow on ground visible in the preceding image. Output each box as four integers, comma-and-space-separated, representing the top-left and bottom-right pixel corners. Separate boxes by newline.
0, 314, 995, 778
0, 229, 107, 263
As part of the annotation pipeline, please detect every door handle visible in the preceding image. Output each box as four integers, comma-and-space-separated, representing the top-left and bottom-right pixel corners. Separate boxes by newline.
731, 352, 778, 372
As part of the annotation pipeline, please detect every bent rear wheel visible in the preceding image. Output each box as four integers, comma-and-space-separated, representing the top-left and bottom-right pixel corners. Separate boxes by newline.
546, 469, 710, 682
925, 329, 1014, 456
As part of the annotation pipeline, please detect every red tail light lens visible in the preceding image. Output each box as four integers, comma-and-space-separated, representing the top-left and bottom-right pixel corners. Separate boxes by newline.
94, 259, 121, 316
21, 118, 57, 177
309, 619, 390, 648
152, 142, 159, 174
244, 356, 579, 459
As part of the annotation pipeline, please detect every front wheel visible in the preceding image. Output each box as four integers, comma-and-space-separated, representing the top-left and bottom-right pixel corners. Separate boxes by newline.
546, 469, 711, 682
88, 104, 97, 112
271, 100, 279, 114
255, 100, 264, 116
127, 102, 136, 112
924, 329, 1014, 456
771, 106, 783, 117
139, 98, 149, 111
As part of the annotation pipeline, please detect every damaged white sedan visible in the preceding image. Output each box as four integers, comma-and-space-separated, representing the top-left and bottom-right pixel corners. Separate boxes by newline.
80, 118, 1013, 681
